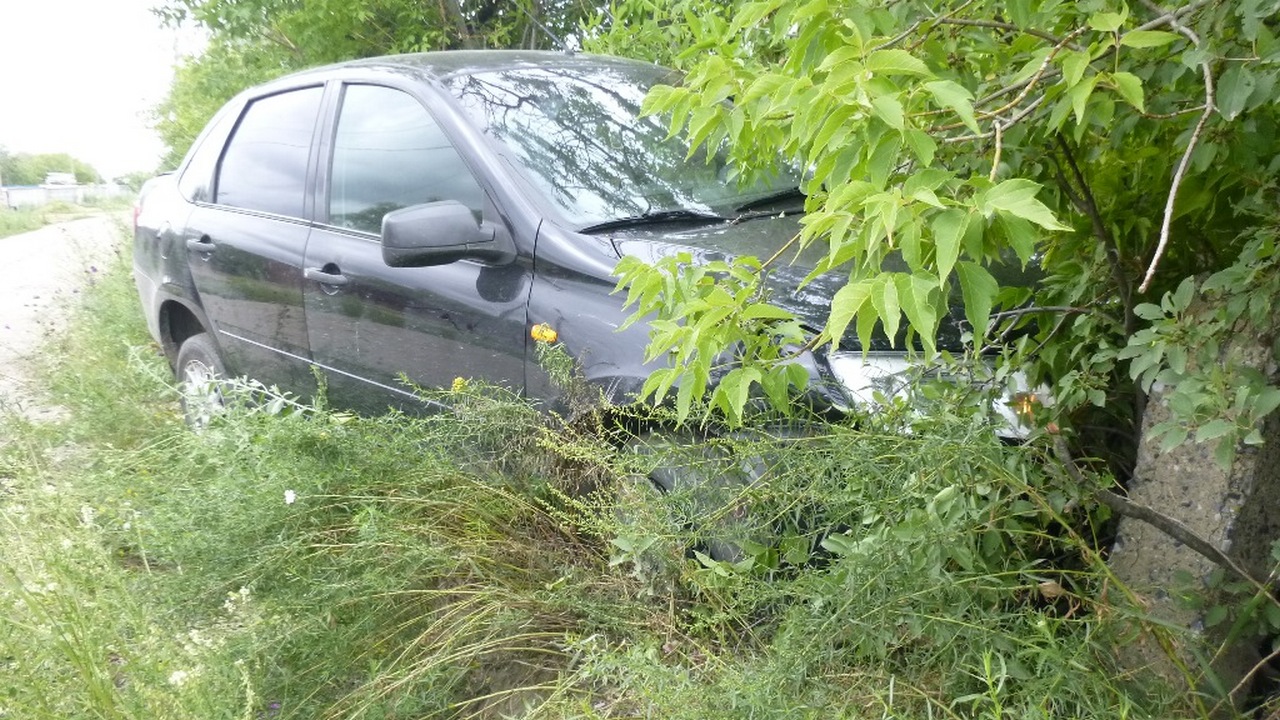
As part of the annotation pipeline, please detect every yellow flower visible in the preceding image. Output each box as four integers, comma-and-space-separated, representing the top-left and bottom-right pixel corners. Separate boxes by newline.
530, 323, 558, 343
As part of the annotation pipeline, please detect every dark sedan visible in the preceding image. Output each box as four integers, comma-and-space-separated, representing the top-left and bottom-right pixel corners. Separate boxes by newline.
133, 50, 1033, 430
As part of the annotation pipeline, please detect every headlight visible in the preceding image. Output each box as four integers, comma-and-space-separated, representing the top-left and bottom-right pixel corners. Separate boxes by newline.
825, 352, 916, 405
824, 351, 1047, 439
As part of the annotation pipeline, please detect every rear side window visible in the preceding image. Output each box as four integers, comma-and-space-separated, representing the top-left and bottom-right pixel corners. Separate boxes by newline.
178, 105, 237, 203
328, 84, 485, 234
216, 87, 323, 218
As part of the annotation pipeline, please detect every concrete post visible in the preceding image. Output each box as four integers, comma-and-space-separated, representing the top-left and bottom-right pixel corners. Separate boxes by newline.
1108, 339, 1280, 711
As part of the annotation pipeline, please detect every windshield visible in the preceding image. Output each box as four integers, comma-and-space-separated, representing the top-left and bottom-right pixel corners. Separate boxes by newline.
445, 62, 800, 228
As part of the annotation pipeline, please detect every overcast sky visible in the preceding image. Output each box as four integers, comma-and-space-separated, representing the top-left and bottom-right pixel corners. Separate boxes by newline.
0, 0, 204, 179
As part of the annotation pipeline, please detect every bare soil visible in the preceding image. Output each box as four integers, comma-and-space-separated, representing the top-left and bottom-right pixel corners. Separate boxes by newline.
0, 213, 128, 420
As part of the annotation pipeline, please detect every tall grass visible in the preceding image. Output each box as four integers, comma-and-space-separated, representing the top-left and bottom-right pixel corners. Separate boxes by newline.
0, 197, 133, 240
0, 224, 1228, 718
0, 206, 47, 238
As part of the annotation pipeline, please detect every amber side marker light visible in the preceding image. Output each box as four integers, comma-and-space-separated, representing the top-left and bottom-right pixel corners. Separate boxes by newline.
1012, 392, 1040, 422
531, 323, 558, 343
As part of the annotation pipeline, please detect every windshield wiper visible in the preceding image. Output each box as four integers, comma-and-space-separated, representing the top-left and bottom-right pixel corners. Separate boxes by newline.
733, 187, 806, 213
578, 209, 728, 234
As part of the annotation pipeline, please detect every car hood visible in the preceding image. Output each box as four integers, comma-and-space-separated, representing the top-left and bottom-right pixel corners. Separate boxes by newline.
608, 214, 1037, 352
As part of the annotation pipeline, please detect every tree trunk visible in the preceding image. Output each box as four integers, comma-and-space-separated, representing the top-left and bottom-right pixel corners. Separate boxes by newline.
1109, 329, 1280, 714
441, 0, 477, 49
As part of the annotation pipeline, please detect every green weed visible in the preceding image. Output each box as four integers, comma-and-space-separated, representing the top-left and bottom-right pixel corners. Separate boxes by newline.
0, 223, 1221, 718
0, 207, 46, 239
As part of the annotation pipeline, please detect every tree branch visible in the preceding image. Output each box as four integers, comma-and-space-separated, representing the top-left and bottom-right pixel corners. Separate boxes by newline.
872, 0, 978, 52
937, 17, 1077, 48
1133, 0, 1215, 32
988, 122, 1003, 182
988, 305, 1092, 320
1054, 134, 1136, 335
1137, 0, 1216, 293
940, 93, 1047, 141
1212, 640, 1280, 718
1052, 437, 1268, 590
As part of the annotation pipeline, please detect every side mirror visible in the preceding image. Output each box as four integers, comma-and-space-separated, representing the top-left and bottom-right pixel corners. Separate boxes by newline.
381, 201, 505, 267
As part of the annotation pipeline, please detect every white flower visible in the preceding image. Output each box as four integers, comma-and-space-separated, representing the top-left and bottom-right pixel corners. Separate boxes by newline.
168, 669, 190, 686
223, 586, 252, 613
284, 489, 297, 505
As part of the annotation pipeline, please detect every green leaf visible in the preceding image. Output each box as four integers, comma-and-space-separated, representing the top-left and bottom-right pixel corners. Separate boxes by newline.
1197, 419, 1237, 443
1060, 49, 1091, 88
1253, 386, 1280, 418
871, 274, 901, 345
1204, 604, 1229, 628
1134, 302, 1165, 321
932, 208, 968, 283
676, 372, 696, 423
895, 273, 939, 353
871, 94, 905, 129
909, 187, 944, 209
866, 48, 932, 77
1069, 75, 1098, 124
925, 80, 980, 134
740, 73, 791, 105
1217, 65, 1257, 121
1088, 9, 1127, 32
866, 132, 902, 189
983, 179, 1071, 231
856, 300, 879, 352
686, 105, 721, 156
826, 280, 872, 349
715, 366, 761, 424
1109, 71, 1144, 111
728, 0, 783, 34
810, 105, 858, 158
1213, 438, 1237, 468
956, 261, 998, 339
817, 45, 862, 73
1171, 277, 1196, 311
1121, 30, 1180, 48
904, 128, 937, 165
742, 303, 794, 321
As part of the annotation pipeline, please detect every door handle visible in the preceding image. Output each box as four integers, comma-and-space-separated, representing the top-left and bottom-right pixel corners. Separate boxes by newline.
304, 266, 349, 286
186, 236, 216, 254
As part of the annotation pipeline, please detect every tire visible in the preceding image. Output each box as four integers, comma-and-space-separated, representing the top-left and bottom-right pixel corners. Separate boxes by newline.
175, 333, 227, 429
621, 431, 765, 563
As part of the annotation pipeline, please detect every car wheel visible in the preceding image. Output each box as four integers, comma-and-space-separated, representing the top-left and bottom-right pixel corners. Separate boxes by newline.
620, 431, 764, 563
175, 333, 227, 429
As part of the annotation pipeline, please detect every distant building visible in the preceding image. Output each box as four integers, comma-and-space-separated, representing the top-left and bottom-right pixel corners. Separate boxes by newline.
43, 172, 78, 186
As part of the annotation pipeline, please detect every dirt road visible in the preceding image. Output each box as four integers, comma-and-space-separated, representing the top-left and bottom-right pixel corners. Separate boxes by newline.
0, 213, 128, 419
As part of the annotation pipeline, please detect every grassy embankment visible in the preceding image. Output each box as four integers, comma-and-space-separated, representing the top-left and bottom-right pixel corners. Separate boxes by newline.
0, 197, 133, 239
0, 223, 1225, 718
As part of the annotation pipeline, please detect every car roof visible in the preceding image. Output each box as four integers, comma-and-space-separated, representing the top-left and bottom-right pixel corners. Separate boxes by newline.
274, 50, 661, 86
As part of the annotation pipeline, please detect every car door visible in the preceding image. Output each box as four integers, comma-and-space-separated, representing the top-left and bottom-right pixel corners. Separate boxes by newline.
302, 82, 530, 414
181, 85, 324, 396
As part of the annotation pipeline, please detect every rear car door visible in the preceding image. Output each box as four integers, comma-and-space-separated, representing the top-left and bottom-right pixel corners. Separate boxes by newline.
181, 85, 324, 396
302, 82, 530, 413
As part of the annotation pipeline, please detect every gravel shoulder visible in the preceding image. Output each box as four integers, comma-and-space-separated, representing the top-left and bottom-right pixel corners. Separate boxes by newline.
0, 213, 129, 419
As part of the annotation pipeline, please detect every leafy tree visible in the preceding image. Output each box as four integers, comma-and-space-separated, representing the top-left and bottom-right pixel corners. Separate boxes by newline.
153, 0, 596, 163
114, 170, 158, 193
588, 0, 1280, 458
0, 149, 101, 185
152, 35, 291, 169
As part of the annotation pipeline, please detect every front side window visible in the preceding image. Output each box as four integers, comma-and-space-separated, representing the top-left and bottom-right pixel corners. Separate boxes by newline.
216, 87, 323, 218
328, 84, 485, 235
